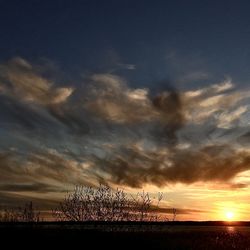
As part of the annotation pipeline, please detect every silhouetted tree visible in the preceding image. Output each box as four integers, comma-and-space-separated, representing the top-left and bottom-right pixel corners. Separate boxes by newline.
0, 202, 40, 222
53, 184, 172, 222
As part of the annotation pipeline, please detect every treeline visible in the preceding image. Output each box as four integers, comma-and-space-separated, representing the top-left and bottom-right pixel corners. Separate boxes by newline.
0, 201, 40, 222
0, 185, 176, 222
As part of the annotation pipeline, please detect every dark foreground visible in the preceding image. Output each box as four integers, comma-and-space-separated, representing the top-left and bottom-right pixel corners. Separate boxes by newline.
1, 221, 250, 250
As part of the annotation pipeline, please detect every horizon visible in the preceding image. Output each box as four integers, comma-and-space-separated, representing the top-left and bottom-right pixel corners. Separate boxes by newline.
1, 0, 250, 222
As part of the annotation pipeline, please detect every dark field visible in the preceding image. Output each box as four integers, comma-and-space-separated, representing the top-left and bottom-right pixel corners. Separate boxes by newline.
1, 222, 250, 249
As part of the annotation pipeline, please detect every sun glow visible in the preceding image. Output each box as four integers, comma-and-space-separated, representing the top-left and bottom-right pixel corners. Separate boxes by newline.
225, 211, 234, 220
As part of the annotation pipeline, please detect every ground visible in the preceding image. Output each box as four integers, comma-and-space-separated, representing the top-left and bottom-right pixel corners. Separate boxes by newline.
1, 222, 250, 249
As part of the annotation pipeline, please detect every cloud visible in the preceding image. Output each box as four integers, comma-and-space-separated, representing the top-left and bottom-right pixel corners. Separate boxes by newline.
1, 57, 250, 194
0, 95, 54, 130
84, 75, 186, 144
0, 150, 96, 195
117, 63, 136, 70
0, 191, 58, 209
91, 144, 250, 188
84, 75, 250, 139
150, 206, 206, 215
217, 105, 248, 129
0, 183, 62, 193
182, 80, 250, 130
177, 71, 209, 83
229, 183, 248, 189
2, 58, 247, 144
152, 87, 185, 143
84, 73, 157, 124
0, 57, 90, 136
0, 57, 73, 105
48, 104, 90, 135
0, 147, 104, 209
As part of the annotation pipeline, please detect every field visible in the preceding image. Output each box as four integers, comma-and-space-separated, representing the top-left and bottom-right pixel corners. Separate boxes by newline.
1, 222, 250, 249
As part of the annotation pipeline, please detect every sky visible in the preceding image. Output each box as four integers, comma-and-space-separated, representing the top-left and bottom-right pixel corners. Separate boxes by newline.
1, 0, 250, 221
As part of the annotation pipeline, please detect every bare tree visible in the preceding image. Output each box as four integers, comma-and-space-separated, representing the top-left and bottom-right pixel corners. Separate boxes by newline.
172, 208, 177, 221
53, 185, 132, 221
53, 184, 172, 222
20, 201, 41, 222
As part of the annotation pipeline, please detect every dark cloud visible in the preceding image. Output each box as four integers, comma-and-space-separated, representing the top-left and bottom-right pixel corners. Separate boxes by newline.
152, 88, 185, 144
229, 183, 248, 189
150, 206, 206, 215
237, 131, 250, 145
0, 192, 58, 210
0, 150, 95, 193
92, 144, 250, 188
0, 151, 26, 183
0, 183, 63, 193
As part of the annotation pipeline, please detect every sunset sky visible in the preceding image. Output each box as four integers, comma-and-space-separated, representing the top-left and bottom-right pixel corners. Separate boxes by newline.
1, 0, 250, 221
